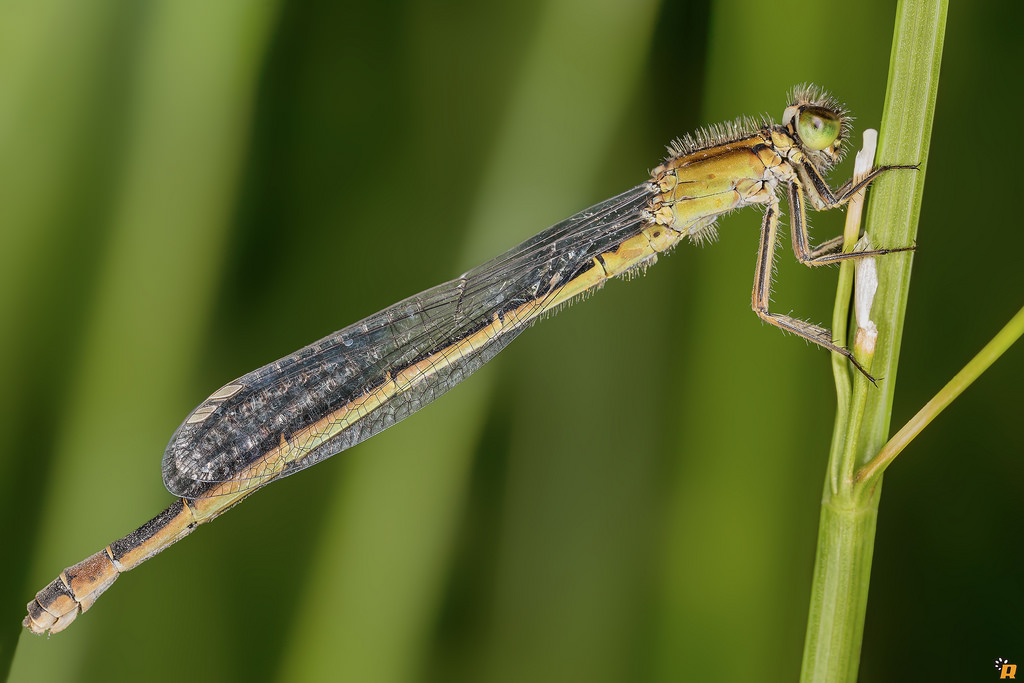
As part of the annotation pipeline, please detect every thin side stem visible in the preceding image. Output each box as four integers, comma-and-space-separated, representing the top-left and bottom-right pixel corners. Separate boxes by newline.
857, 304, 1024, 484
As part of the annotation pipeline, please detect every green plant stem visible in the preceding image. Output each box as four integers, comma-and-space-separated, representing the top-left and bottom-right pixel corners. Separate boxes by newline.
800, 1, 947, 682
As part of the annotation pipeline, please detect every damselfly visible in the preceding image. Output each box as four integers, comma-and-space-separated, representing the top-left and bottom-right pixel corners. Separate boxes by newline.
25, 85, 914, 635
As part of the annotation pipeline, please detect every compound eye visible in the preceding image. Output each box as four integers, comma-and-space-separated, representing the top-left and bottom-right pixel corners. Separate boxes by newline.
796, 106, 841, 151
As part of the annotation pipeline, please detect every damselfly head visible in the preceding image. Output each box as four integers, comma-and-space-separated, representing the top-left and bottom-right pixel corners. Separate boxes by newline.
783, 84, 852, 170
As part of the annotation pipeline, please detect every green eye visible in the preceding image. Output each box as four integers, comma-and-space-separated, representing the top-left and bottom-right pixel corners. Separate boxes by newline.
796, 106, 841, 151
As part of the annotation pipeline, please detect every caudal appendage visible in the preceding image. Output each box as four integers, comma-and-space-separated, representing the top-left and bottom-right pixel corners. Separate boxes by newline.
24, 497, 200, 635
24, 549, 122, 634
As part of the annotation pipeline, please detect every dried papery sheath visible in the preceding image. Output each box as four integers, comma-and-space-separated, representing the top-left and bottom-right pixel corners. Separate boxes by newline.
846, 129, 878, 236
854, 235, 880, 358
849, 129, 880, 360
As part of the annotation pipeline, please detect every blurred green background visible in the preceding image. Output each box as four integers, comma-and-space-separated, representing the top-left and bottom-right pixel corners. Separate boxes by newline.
2, 1, 1021, 681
